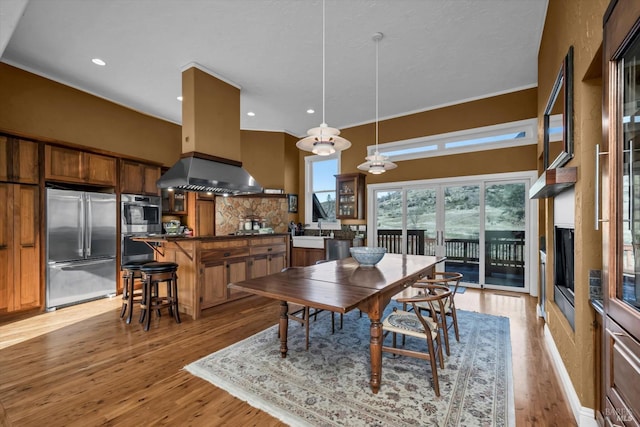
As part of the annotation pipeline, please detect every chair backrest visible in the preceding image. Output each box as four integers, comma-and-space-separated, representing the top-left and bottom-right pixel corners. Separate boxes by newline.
416, 271, 463, 294
396, 286, 452, 331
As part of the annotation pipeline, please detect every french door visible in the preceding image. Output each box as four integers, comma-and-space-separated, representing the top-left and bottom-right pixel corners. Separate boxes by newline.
371, 173, 535, 292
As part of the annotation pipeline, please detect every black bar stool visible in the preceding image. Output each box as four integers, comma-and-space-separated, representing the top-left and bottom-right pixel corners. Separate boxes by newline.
139, 262, 180, 331
120, 260, 154, 324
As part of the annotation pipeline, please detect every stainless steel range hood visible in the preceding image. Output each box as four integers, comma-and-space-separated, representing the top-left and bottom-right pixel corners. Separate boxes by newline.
156, 152, 263, 195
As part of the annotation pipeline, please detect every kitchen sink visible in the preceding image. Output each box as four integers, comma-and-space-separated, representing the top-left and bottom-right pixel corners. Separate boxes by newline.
292, 235, 329, 249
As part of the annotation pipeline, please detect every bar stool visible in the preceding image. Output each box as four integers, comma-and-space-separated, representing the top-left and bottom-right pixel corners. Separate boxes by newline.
139, 262, 180, 331
120, 260, 154, 324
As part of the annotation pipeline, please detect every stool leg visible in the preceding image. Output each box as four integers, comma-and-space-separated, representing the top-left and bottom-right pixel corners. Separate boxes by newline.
144, 278, 153, 331
139, 276, 147, 325
120, 272, 130, 319
153, 282, 161, 318
172, 274, 181, 324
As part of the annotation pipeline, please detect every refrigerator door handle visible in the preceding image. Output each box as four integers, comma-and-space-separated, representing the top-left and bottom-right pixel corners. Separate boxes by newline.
78, 196, 86, 258
85, 194, 92, 257
49, 258, 115, 270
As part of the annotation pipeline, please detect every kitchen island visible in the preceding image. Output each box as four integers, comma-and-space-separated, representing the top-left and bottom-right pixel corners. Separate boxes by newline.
134, 234, 289, 319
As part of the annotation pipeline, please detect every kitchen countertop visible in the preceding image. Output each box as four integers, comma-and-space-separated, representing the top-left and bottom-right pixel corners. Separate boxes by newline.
133, 233, 290, 243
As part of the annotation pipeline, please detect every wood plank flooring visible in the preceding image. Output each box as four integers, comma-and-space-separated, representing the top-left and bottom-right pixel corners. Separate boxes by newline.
0, 289, 576, 426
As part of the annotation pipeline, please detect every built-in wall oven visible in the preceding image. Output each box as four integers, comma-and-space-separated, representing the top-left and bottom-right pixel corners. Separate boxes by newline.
121, 194, 162, 264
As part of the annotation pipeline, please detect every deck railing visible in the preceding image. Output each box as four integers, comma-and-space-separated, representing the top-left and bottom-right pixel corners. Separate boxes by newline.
377, 229, 525, 276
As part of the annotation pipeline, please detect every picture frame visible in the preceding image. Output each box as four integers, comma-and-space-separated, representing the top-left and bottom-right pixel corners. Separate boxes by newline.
288, 194, 298, 213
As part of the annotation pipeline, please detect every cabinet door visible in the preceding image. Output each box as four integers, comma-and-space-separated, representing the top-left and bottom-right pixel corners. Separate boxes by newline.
336, 173, 365, 219
85, 153, 116, 186
142, 164, 160, 195
0, 183, 11, 312
227, 258, 249, 299
603, 2, 640, 425
120, 160, 144, 194
13, 185, 40, 310
0, 184, 40, 313
250, 255, 269, 278
269, 252, 286, 275
195, 199, 214, 236
201, 261, 227, 309
45, 145, 84, 183
1, 137, 39, 184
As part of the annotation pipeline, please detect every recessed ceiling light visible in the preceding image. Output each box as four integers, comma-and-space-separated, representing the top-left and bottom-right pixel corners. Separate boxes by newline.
177, 96, 183, 101
91, 58, 106, 66
307, 109, 315, 114
247, 111, 255, 117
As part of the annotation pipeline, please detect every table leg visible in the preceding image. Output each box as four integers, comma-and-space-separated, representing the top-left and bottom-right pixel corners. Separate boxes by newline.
279, 300, 289, 358
369, 315, 383, 394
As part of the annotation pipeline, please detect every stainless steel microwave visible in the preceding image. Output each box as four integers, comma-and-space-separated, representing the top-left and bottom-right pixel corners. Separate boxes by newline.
121, 194, 162, 234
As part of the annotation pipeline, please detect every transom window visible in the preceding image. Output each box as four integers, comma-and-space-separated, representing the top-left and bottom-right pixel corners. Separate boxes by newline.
370, 118, 537, 162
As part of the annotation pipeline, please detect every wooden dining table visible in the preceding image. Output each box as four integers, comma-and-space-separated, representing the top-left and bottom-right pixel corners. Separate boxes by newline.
228, 253, 443, 393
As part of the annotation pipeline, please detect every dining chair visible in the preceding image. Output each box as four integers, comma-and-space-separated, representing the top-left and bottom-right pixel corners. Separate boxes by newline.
381, 286, 451, 396
412, 271, 463, 356
281, 267, 324, 350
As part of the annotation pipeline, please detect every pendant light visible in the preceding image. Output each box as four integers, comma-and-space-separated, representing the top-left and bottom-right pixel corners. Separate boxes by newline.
296, 0, 351, 156
358, 32, 397, 174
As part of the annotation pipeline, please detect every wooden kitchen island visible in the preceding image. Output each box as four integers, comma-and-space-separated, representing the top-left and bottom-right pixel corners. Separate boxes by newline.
135, 234, 289, 319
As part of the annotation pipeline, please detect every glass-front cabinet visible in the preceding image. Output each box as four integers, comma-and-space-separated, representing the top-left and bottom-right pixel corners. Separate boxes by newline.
602, 2, 640, 425
161, 188, 187, 215
335, 173, 365, 220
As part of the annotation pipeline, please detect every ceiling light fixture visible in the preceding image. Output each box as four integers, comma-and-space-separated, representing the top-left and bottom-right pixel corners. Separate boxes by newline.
177, 96, 183, 102
91, 58, 106, 66
296, 0, 351, 156
306, 109, 315, 114
247, 111, 255, 117
358, 32, 397, 175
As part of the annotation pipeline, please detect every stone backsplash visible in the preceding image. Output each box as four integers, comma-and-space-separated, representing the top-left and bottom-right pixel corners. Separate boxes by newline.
215, 196, 289, 235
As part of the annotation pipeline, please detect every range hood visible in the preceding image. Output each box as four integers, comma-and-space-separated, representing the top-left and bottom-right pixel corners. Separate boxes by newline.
156, 152, 263, 195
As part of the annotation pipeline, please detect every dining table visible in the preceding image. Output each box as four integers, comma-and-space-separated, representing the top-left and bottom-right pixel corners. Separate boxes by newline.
228, 253, 443, 393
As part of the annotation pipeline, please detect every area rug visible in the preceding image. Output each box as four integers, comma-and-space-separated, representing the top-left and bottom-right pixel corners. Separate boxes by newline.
185, 305, 514, 427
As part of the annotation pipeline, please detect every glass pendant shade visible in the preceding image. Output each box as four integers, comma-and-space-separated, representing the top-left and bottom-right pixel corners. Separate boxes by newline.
359, 32, 397, 174
357, 151, 397, 174
296, 0, 351, 156
296, 123, 351, 156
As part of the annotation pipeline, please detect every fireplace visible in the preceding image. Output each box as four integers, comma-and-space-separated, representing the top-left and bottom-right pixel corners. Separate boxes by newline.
554, 226, 575, 329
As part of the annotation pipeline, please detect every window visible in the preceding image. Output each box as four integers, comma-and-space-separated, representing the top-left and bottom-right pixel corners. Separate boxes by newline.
370, 118, 537, 162
305, 154, 339, 226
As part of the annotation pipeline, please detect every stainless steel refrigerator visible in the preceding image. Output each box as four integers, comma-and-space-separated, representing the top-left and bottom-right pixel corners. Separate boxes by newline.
46, 188, 117, 309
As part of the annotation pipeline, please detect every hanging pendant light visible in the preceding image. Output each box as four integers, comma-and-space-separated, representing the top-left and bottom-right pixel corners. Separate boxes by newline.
358, 32, 397, 174
296, 0, 351, 156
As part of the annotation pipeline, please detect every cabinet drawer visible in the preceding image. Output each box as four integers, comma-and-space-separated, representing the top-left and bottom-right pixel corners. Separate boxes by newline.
250, 236, 287, 246
250, 243, 286, 256
201, 248, 249, 263
200, 239, 249, 250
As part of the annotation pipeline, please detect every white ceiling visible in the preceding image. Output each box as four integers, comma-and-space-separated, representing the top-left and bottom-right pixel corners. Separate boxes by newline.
0, 0, 548, 137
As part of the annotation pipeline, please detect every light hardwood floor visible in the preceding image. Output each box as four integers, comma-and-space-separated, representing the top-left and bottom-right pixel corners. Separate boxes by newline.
0, 289, 576, 426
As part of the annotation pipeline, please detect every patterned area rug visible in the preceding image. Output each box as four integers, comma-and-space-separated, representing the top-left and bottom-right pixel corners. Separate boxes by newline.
185, 306, 514, 426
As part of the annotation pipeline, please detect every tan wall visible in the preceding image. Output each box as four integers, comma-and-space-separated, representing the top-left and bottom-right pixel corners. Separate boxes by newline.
240, 130, 286, 189
295, 88, 538, 220
538, 0, 607, 410
0, 63, 181, 165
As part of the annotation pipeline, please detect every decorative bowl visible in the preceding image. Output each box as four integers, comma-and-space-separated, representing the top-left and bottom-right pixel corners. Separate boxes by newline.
349, 247, 387, 267
163, 220, 181, 234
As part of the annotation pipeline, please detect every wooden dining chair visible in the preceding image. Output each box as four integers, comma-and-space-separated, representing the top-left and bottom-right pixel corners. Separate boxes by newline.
412, 271, 463, 356
281, 267, 324, 350
382, 286, 451, 396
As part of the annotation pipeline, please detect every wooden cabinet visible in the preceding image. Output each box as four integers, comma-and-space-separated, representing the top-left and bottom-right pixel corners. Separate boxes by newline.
601, 2, 640, 425
291, 247, 325, 267
161, 189, 187, 214
120, 160, 161, 195
186, 192, 214, 236
0, 183, 41, 313
0, 136, 39, 184
45, 145, 116, 186
335, 173, 365, 219
249, 237, 287, 277
201, 256, 248, 309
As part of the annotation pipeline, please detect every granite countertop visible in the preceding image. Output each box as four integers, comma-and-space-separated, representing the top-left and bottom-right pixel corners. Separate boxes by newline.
134, 233, 289, 242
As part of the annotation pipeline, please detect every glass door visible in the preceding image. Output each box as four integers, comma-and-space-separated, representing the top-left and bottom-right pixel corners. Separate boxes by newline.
373, 176, 530, 292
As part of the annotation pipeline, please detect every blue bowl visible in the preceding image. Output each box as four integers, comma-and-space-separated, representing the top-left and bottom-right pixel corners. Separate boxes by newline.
350, 247, 387, 267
